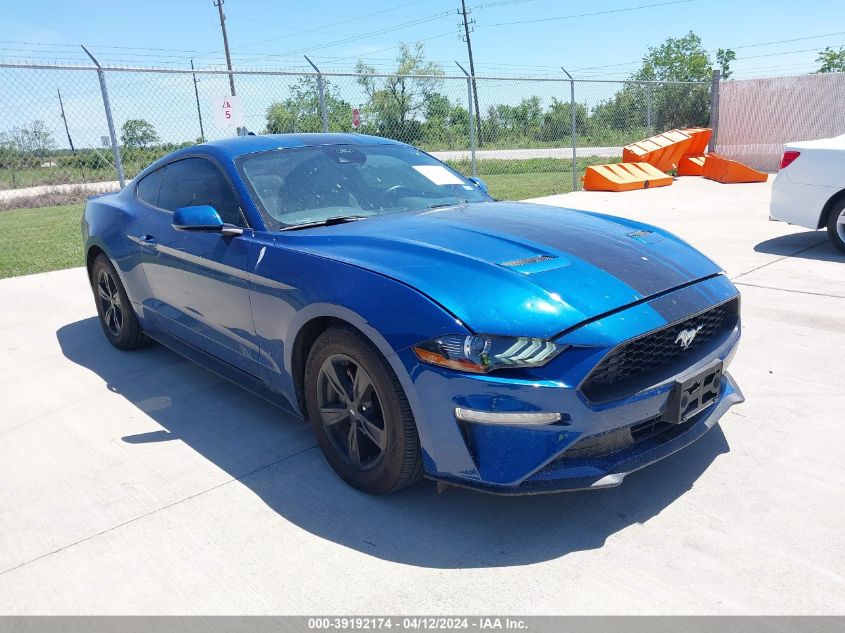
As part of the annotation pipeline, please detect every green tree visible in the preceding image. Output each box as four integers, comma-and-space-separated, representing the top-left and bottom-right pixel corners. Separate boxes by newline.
265, 77, 353, 133
0, 120, 56, 167
420, 93, 469, 149
816, 46, 845, 73
716, 48, 737, 79
482, 97, 542, 143
591, 85, 650, 135
539, 98, 589, 142
595, 32, 716, 135
355, 42, 443, 143
634, 31, 712, 82
120, 119, 159, 150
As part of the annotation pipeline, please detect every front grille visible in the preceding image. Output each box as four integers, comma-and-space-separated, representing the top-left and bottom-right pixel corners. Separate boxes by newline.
581, 297, 739, 402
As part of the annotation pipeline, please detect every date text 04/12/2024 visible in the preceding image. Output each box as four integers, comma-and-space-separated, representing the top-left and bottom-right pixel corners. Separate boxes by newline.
307, 617, 529, 630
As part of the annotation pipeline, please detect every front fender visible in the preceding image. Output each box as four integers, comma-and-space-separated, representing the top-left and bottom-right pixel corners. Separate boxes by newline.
248, 242, 470, 424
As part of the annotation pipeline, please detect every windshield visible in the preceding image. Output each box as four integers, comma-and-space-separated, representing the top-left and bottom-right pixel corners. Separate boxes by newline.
238, 144, 491, 228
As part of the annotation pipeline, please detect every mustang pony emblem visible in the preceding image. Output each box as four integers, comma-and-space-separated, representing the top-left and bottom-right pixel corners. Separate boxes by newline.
675, 325, 703, 350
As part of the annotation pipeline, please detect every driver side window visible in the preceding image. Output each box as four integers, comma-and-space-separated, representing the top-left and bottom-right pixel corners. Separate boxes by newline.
157, 157, 245, 226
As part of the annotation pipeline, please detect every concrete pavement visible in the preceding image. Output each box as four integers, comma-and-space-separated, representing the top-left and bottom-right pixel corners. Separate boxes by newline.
0, 177, 843, 614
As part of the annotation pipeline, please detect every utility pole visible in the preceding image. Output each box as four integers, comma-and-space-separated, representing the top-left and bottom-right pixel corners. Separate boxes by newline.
459, 0, 482, 146
57, 88, 85, 182
213, 0, 237, 97
57, 88, 76, 155
191, 60, 206, 142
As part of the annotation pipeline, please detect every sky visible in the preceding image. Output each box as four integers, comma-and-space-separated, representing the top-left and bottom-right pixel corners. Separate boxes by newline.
2, 0, 844, 78
1, 0, 844, 149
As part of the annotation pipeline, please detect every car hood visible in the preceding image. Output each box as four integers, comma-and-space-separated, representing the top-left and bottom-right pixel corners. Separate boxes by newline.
278, 201, 722, 339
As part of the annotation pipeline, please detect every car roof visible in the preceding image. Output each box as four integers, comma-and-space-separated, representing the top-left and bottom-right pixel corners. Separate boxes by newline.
200, 133, 404, 159
129, 133, 408, 185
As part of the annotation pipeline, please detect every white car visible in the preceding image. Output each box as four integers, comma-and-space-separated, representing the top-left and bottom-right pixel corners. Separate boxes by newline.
770, 133, 845, 253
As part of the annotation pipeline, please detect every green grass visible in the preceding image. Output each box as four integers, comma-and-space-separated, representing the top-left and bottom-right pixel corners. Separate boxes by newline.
0, 204, 84, 279
446, 156, 618, 199
482, 172, 574, 200
0, 167, 115, 190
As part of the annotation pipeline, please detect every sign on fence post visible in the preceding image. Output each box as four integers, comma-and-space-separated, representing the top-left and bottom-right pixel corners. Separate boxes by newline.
212, 95, 245, 129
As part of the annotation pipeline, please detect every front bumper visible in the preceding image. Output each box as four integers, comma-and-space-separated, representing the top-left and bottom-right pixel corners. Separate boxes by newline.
396, 274, 744, 495
434, 371, 743, 495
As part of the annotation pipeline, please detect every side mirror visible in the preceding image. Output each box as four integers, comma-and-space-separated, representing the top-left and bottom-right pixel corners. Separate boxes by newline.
468, 177, 489, 194
172, 205, 242, 236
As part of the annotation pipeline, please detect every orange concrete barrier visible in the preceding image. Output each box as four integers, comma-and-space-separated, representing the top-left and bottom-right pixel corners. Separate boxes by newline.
622, 129, 694, 172
677, 154, 706, 176
701, 153, 768, 183
583, 162, 673, 192
681, 127, 712, 155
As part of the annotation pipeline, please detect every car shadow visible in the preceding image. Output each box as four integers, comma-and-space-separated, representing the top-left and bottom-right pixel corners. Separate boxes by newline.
754, 231, 845, 262
57, 317, 730, 569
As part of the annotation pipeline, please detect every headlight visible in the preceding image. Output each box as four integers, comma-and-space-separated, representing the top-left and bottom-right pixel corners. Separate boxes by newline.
413, 334, 564, 373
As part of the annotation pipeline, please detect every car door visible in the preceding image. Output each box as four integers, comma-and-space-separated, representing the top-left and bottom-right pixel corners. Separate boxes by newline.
137, 156, 261, 374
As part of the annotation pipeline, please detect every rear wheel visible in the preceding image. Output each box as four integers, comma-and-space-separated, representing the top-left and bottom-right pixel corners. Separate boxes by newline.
90, 254, 149, 350
826, 199, 845, 254
304, 326, 423, 494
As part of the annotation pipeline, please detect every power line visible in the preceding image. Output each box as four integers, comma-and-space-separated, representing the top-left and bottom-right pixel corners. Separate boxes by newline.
732, 44, 843, 62
730, 31, 845, 51
239, 12, 454, 63
478, 0, 696, 28
566, 32, 845, 74
232, 0, 433, 50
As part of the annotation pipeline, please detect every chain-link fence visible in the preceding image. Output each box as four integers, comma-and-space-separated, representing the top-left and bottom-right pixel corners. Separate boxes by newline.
0, 62, 716, 209
716, 72, 845, 171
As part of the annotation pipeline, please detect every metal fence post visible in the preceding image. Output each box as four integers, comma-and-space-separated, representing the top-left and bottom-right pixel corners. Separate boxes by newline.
456, 62, 478, 178
708, 68, 721, 152
561, 68, 577, 191
645, 83, 654, 135
305, 56, 329, 133
81, 46, 125, 188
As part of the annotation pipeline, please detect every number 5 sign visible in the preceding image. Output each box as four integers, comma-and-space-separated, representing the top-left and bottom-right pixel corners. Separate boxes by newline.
212, 95, 245, 128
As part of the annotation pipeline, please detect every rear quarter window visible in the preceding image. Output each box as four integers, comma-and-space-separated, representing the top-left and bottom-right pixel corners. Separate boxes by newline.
135, 169, 162, 207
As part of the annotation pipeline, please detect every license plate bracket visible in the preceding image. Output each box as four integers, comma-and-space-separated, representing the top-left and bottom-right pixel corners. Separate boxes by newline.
665, 361, 723, 424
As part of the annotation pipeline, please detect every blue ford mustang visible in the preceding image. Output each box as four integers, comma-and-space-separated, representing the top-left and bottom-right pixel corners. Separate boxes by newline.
82, 133, 743, 495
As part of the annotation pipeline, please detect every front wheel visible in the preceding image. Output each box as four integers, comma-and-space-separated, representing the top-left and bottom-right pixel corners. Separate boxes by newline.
826, 199, 845, 254
90, 254, 149, 350
304, 326, 423, 494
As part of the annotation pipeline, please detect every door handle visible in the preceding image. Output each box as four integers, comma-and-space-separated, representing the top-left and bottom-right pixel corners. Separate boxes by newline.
134, 234, 158, 250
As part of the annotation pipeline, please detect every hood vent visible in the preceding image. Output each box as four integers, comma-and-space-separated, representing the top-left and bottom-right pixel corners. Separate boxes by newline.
500, 254, 555, 267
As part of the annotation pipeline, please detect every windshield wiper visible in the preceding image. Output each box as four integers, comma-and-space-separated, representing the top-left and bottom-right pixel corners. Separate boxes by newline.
425, 199, 468, 210
279, 215, 367, 231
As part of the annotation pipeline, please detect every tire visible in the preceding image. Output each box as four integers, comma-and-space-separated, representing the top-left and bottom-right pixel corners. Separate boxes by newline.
826, 198, 845, 254
90, 254, 150, 350
304, 326, 423, 494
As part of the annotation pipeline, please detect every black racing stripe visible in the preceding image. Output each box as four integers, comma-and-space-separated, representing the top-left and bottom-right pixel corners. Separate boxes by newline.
646, 282, 728, 322
534, 224, 691, 296
454, 211, 693, 296
549, 273, 723, 340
